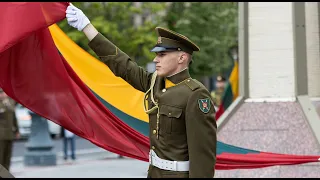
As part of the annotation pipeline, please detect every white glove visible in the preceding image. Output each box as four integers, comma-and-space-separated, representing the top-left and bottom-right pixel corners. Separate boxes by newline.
65, 4, 90, 31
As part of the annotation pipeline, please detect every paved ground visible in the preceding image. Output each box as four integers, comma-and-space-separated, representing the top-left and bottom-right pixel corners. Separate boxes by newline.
10, 136, 149, 178
11, 152, 149, 178
13, 136, 97, 157
10, 150, 320, 178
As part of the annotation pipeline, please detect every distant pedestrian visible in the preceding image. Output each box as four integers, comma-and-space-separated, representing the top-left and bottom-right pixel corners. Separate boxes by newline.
211, 75, 227, 110
0, 88, 20, 171
61, 127, 76, 161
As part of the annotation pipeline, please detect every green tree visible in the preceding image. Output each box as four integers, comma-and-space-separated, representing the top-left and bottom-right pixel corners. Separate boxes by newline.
58, 2, 166, 66
165, 2, 238, 78
58, 2, 237, 77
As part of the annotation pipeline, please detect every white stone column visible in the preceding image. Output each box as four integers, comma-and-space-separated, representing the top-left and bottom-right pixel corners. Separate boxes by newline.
217, 2, 320, 177
305, 3, 320, 98
248, 2, 296, 101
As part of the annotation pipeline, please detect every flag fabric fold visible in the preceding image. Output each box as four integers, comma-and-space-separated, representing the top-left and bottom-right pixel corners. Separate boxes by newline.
0, 2, 149, 162
0, 2, 319, 171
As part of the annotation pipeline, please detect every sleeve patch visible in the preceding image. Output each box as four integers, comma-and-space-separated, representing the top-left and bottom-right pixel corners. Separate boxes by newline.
198, 98, 211, 113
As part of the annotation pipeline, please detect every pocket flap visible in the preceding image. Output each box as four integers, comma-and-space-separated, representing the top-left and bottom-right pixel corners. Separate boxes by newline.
159, 105, 183, 118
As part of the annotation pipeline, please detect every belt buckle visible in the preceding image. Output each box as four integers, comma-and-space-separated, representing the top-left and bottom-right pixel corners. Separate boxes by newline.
173, 161, 177, 171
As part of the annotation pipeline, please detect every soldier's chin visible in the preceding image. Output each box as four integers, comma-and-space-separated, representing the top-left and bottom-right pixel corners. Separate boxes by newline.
156, 70, 166, 77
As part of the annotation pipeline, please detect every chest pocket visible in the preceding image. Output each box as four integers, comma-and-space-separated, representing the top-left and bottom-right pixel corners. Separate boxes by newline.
159, 105, 184, 134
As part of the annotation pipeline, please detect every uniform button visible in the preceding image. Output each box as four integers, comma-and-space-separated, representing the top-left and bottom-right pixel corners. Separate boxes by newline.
168, 112, 171, 116
152, 146, 155, 150
187, 79, 190, 82
162, 89, 166, 92
152, 129, 157, 134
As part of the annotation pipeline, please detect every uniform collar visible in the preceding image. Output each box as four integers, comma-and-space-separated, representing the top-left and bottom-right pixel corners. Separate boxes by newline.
166, 68, 191, 84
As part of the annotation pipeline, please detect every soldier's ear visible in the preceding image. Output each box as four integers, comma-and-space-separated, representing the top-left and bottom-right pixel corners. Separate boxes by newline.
178, 55, 184, 64
178, 52, 188, 64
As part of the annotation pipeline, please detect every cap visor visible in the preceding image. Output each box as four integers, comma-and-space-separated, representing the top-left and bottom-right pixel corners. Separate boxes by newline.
150, 46, 167, 52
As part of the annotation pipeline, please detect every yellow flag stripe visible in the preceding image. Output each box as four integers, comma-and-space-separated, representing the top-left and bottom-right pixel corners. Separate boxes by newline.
48, 24, 149, 122
229, 61, 239, 100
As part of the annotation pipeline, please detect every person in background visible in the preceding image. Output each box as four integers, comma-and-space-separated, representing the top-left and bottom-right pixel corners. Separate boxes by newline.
61, 127, 76, 161
211, 75, 227, 110
0, 88, 20, 171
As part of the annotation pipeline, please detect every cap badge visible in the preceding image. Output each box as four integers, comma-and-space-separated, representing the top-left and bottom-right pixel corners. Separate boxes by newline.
157, 37, 162, 44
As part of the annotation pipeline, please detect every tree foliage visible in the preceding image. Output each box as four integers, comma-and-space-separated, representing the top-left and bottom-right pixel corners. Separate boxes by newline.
58, 2, 238, 77
165, 2, 238, 78
58, 2, 166, 65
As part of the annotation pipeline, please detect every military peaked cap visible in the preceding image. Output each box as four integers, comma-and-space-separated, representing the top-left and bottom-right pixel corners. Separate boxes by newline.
150, 27, 200, 55
216, 75, 226, 82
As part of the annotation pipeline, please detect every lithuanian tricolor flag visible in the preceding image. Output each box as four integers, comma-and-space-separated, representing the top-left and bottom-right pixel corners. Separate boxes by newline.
215, 58, 239, 120
0, 2, 319, 171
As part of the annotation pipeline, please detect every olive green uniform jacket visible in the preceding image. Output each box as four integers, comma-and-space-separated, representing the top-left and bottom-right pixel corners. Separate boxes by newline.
0, 163, 15, 178
88, 33, 217, 178
0, 98, 18, 170
0, 99, 18, 140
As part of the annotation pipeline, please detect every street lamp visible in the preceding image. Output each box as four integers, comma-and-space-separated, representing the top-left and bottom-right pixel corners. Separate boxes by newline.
24, 110, 57, 166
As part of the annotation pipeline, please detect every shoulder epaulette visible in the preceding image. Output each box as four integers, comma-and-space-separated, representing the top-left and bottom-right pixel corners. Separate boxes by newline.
185, 79, 201, 91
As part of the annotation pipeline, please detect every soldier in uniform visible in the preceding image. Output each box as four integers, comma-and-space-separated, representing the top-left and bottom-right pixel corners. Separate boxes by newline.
66, 4, 217, 178
0, 88, 20, 171
211, 75, 227, 110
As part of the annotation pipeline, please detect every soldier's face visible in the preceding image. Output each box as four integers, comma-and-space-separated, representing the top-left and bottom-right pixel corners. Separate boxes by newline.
216, 81, 226, 89
153, 51, 180, 77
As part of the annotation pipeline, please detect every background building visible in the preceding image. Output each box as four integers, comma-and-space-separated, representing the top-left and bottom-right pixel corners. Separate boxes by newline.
216, 2, 320, 178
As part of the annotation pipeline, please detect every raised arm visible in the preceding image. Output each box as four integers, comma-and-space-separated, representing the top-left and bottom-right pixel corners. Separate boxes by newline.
65, 4, 152, 92
83, 24, 98, 41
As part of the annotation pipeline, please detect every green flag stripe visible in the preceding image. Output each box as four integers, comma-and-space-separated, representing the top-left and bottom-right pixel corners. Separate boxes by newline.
91, 89, 149, 137
222, 82, 234, 110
